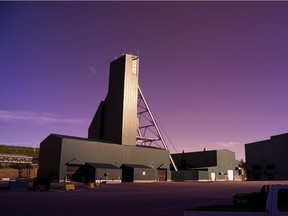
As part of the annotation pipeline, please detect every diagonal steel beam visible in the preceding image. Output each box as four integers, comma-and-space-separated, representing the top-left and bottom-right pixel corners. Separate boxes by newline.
137, 86, 178, 171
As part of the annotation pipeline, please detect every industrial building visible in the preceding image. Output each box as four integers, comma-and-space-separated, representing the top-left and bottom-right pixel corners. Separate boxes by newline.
171, 149, 242, 181
245, 133, 288, 180
38, 54, 171, 183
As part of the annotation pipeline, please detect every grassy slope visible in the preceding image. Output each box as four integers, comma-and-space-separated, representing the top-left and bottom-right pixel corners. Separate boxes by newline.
0, 145, 39, 157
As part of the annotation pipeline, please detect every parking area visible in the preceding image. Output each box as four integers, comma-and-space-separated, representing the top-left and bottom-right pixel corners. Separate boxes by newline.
1, 180, 288, 216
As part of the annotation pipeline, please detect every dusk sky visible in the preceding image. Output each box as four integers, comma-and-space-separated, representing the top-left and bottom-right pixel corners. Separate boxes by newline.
1, 1, 288, 160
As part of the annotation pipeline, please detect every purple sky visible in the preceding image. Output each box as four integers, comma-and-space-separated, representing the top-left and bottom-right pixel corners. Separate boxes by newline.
1, 2, 288, 160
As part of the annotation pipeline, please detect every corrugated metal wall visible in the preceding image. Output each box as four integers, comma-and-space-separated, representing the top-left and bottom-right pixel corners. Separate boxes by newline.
121, 55, 138, 146
133, 168, 154, 182
88, 54, 139, 146
171, 150, 241, 181
95, 168, 122, 182
38, 135, 62, 180
245, 134, 288, 180
57, 136, 170, 181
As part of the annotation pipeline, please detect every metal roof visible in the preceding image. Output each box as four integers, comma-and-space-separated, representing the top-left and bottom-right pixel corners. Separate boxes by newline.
158, 164, 169, 169
86, 163, 121, 169
66, 158, 85, 165
50, 134, 168, 149
51, 133, 118, 144
122, 164, 151, 169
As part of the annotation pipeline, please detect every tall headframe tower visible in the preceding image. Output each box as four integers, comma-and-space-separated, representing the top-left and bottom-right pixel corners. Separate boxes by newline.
89, 54, 178, 170
89, 54, 139, 146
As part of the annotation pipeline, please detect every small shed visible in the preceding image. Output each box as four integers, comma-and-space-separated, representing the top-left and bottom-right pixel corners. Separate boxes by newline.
66, 158, 85, 182
85, 163, 122, 183
122, 164, 154, 182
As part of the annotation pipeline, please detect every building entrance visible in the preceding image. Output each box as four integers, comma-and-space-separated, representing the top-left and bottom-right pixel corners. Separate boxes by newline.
158, 169, 167, 181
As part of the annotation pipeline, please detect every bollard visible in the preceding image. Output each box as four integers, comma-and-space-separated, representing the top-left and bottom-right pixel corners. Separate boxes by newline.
65, 184, 75, 191
88, 182, 94, 189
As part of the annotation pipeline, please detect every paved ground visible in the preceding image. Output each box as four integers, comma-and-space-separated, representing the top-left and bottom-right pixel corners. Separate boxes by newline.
1, 180, 288, 216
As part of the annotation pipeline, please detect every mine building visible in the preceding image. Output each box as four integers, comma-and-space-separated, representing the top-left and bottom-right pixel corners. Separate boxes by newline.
38, 54, 172, 183
171, 149, 242, 181
245, 133, 288, 180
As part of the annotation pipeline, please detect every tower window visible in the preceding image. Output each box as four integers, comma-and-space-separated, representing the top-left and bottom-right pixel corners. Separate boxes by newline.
132, 59, 138, 75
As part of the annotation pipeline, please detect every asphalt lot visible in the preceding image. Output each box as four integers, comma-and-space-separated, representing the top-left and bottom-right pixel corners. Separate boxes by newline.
1, 180, 288, 216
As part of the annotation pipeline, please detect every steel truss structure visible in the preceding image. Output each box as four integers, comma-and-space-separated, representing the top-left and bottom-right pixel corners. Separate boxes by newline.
137, 86, 178, 171
0, 155, 33, 164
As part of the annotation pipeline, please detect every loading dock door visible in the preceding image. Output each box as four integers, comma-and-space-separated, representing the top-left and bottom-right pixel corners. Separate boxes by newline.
211, 172, 216, 181
66, 165, 83, 182
158, 169, 167, 181
227, 170, 234, 181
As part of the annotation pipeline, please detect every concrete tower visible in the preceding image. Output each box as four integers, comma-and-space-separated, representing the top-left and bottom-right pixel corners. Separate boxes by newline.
89, 54, 139, 146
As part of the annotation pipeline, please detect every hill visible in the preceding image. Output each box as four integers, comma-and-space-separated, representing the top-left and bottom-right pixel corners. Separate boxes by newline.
0, 145, 39, 157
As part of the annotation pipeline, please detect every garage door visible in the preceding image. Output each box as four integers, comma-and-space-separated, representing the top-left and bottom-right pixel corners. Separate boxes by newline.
227, 170, 233, 181
158, 169, 167, 181
66, 165, 83, 182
